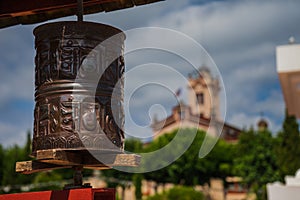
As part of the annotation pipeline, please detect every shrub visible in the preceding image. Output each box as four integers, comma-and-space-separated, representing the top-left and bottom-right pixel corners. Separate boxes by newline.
146, 186, 204, 200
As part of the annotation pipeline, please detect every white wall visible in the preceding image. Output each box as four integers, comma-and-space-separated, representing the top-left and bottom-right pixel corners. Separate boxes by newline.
276, 44, 300, 72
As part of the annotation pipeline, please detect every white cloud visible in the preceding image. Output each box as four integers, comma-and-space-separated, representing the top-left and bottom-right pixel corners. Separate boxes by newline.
149, 1, 300, 68
144, 0, 296, 133
228, 112, 282, 134
0, 25, 35, 106
0, 122, 28, 147
0, 66, 34, 106
228, 112, 258, 130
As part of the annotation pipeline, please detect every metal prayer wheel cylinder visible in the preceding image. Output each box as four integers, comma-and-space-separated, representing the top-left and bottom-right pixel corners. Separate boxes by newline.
32, 21, 125, 156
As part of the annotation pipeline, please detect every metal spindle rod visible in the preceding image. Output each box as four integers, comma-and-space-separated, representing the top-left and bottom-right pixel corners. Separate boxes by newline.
77, 0, 83, 21
73, 166, 83, 186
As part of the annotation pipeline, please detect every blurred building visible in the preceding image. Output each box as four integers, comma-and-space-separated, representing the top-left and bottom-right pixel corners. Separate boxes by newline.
225, 177, 250, 200
257, 117, 268, 132
267, 169, 300, 200
151, 67, 241, 142
276, 37, 300, 118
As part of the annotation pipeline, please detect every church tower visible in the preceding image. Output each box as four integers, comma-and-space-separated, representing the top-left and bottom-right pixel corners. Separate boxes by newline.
152, 66, 240, 142
187, 66, 220, 120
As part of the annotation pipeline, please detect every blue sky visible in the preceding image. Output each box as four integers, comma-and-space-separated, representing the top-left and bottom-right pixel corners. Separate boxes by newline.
1, 0, 300, 147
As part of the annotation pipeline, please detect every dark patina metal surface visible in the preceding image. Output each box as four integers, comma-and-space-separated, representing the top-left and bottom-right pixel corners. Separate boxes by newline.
32, 21, 125, 155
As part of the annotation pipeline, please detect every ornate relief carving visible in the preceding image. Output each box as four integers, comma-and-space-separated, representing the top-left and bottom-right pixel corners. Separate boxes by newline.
32, 22, 125, 155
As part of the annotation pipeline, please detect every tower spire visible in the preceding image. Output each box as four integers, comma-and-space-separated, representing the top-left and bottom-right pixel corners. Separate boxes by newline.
187, 66, 220, 119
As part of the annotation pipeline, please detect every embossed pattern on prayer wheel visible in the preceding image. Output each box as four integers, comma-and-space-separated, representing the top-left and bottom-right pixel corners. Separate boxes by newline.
32, 21, 125, 155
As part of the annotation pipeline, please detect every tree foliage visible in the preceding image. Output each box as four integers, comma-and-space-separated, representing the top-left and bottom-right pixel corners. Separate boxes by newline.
101, 138, 144, 199
143, 129, 235, 186
1, 131, 36, 193
275, 111, 300, 179
133, 174, 143, 200
233, 129, 280, 200
146, 186, 204, 200
0, 145, 4, 192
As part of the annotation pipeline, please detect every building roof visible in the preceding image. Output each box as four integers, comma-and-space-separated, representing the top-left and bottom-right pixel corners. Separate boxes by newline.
0, 0, 163, 29
151, 103, 241, 142
188, 66, 211, 79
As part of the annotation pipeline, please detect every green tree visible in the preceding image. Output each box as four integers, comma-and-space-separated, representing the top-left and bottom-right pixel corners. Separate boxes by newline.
127, 139, 143, 200
144, 129, 235, 186
275, 111, 300, 179
206, 139, 236, 179
1, 131, 37, 193
133, 174, 143, 200
164, 129, 208, 185
234, 129, 280, 200
102, 139, 144, 200
146, 186, 204, 200
30, 171, 63, 191
0, 145, 4, 193
167, 186, 204, 200
143, 132, 176, 186
2, 145, 27, 192
125, 139, 143, 153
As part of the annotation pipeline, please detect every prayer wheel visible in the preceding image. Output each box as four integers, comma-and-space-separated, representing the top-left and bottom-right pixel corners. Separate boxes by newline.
31, 21, 125, 156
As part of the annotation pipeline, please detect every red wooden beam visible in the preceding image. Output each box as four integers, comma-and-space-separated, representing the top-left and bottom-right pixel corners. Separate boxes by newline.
0, 188, 115, 200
